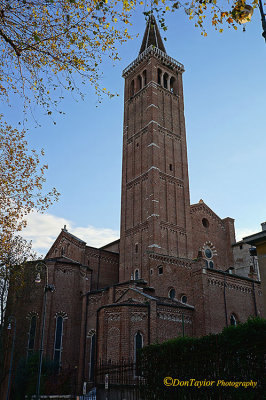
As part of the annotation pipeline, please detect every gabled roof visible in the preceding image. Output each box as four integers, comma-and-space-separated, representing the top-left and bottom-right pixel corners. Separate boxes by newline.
45, 255, 83, 266
190, 200, 224, 224
114, 286, 194, 310
139, 14, 166, 54
61, 227, 86, 244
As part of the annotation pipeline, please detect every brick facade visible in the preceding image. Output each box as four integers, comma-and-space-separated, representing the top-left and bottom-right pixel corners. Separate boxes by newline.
4, 16, 264, 397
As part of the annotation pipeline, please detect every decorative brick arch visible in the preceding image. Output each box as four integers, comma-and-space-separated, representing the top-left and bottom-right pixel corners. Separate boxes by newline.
54, 311, 68, 320
26, 311, 39, 320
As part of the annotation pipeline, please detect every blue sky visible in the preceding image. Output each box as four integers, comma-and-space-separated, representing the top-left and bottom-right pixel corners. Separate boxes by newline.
3, 6, 266, 255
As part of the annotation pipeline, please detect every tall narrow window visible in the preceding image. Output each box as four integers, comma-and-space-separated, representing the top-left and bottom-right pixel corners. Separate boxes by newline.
170, 77, 176, 93
143, 70, 147, 85
27, 315, 37, 356
130, 80, 134, 96
134, 269, 139, 280
230, 314, 237, 326
54, 316, 63, 371
137, 75, 142, 91
163, 73, 169, 89
89, 334, 96, 381
157, 68, 162, 85
134, 331, 143, 375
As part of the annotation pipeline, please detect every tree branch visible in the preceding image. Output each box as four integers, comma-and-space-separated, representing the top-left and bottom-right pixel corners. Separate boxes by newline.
0, 28, 21, 57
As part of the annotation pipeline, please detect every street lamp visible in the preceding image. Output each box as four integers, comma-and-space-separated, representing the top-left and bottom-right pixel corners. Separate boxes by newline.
258, 0, 266, 42
35, 262, 55, 400
6, 316, 16, 400
232, 0, 266, 42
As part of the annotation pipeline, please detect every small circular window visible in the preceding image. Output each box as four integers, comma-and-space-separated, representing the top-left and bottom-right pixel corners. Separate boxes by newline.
202, 218, 209, 228
181, 295, 187, 304
205, 248, 213, 259
169, 288, 175, 299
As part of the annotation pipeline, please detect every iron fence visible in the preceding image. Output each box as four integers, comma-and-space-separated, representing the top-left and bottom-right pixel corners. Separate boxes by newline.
95, 360, 143, 400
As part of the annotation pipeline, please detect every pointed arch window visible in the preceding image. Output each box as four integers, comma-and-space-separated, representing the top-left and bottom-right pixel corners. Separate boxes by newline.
134, 269, 139, 280
27, 315, 37, 356
54, 316, 64, 371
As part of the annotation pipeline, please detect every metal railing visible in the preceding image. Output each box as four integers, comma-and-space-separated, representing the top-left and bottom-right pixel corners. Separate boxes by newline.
122, 45, 184, 77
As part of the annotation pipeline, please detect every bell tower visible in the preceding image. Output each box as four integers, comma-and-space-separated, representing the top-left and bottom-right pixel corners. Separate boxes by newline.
119, 16, 193, 282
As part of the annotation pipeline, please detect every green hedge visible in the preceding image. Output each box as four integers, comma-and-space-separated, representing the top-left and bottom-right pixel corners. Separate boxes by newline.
140, 317, 266, 399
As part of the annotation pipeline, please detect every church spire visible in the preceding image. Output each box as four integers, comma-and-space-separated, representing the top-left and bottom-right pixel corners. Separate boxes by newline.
139, 14, 166, 54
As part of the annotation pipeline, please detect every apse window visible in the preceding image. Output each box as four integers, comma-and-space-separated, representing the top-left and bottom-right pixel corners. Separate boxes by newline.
169, 288, 175, 299
158, 266, 163, 275
230, 314, 238, 326
202, 218, 209, 228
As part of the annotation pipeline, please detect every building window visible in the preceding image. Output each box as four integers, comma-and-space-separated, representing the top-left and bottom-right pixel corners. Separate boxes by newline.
169, 163, 173, 171
157, 68, 162, 85
27, 315, 37, 356
230, 314, 237, 326
209, 260, 214, 269
134, 331, 143, 376
134, 269, 139, 280
89, 333, 96, 381
204, 248, 213, 259
202, 218, 209, 228
181, 295, 187, 304
169, 288, 175, 299
150, 268, 153, 275
170, 76, 176, 94
137, 75, 142, 91
158, 266, 163, 275
163, 73, 169, 89
135, 243, 138, 253
54, 316, 64, 372
130, 80, 134, 96
143, 69, 147, 86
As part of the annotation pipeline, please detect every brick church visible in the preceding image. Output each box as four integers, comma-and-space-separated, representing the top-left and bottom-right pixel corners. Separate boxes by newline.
6, 15, 263, 394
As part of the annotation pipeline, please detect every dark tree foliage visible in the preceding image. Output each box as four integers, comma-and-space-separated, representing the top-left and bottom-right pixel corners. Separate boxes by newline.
140, 317, 266, 400
13, 352, 57, 399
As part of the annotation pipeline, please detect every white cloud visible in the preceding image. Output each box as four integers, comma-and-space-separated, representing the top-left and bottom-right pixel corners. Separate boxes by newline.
21, 211, 259, 256
235, 227, 258, 242
21, 211, 119, 256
